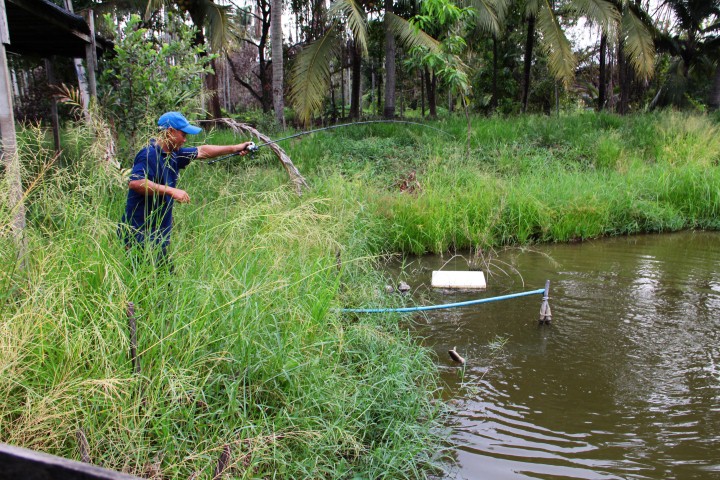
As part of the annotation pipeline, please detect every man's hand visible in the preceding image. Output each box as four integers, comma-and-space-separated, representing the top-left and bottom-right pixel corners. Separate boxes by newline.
169, 187, 190, 203
235, 142, 255, 156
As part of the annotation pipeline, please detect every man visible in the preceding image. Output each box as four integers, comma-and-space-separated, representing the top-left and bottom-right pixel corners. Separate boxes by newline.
119, 111, 253, 263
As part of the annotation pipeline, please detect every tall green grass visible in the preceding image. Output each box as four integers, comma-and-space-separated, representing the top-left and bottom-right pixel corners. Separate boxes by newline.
278, 111, 720, 254
2, 110, 719, 477
1, 131, 443, 477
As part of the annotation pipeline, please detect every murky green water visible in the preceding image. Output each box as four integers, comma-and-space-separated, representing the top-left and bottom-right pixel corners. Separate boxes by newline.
392, 231, 720, 480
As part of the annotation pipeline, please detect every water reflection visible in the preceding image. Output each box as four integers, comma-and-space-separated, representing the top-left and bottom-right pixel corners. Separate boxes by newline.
392, 232, 720, 479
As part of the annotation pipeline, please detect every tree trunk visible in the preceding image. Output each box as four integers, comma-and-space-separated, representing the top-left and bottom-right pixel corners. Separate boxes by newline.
330, 77, 337, 122
376, 66, 382, 116
598, 32, 607, 111
491, 34, 498, 111
420, 70, 425, 117
424, 67, 437, 118
350, 41, 361, 119
709, 63, 720, 111
206, 58, 222, 119
618, 42, 629, 115
271, 0, 285, 128
383, 0, 396, 119
340, 61, 345, 118
521, 14, 535, 113
63, 0, 90, 118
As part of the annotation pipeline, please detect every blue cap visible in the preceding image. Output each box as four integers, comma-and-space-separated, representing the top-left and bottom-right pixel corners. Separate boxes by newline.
158, 112, 202, 135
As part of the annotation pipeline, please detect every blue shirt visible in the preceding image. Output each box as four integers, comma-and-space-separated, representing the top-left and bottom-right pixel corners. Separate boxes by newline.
120, 140, 198, 247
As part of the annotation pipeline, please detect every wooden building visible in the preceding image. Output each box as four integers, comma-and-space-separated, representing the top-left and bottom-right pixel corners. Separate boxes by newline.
1, 0, 109, 252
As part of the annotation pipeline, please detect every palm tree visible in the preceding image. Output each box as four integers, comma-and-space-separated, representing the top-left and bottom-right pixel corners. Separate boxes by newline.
384, 0, 397, 118
569, 0, 655, 112
271, 0, 285, 127
518, 0, 577, 112
470, 0, 510, 110
515, 0, 654, 114
146, 0, 234, 118
289, 0, 439, 126
652, 0, 720, 109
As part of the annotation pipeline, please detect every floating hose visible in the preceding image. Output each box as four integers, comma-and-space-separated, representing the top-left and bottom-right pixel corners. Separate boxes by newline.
341, 288, 547, 314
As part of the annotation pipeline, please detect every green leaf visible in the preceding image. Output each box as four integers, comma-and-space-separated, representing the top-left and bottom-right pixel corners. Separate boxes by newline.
289, 28, 344, 126
622, 7, 655, 81
536, 1, 576, 87
386, 12, 441, 54
467, 0, 504, 35
328, 0, 368, 56
571, 0, 620, 33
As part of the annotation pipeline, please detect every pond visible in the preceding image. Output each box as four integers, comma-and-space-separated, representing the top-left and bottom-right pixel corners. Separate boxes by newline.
390, 231, 720, 480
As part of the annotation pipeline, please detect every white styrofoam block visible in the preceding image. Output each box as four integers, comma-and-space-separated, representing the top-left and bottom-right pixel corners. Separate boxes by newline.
431, 271, 487, 289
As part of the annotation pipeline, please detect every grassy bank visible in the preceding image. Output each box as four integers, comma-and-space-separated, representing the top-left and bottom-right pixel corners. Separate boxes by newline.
2, 111, 718, 477
272, 111, 719, 254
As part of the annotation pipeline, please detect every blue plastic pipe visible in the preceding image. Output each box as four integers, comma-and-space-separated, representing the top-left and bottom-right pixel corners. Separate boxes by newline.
341, 288, 546, 314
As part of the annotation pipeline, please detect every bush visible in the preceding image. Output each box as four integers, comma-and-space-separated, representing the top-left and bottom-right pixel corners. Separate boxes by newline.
98, 14, 213, 149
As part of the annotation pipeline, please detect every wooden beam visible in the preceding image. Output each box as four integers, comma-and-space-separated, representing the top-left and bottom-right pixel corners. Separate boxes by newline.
0, 443, 141, 480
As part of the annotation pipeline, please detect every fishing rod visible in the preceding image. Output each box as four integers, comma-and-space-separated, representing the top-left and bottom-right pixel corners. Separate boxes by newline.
205, 120, 455, 165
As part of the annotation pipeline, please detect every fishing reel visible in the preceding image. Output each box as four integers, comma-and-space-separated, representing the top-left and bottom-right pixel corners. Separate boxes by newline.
246, 142, 258, 153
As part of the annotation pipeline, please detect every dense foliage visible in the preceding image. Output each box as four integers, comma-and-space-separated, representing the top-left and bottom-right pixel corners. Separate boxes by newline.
98, 14, 213, 146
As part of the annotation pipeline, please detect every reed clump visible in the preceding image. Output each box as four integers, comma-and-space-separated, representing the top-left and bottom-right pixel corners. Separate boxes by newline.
1, 124, 442, 477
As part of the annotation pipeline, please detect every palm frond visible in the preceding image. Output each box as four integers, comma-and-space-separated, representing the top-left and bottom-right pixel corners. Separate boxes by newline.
468, 0, 503, 35
144, 0, 165, 20
524, 0, 542, 19
201, 0, 234, 52
622, 7, 655, 81
386, 12, 440, 53
571, 0, 620, 33
328, 0, 368, 56
536, 1, 576, 87
493, 0, 512, 24
289, 28, 344, 126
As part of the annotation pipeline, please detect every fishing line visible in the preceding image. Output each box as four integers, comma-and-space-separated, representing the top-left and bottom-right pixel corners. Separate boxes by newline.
204, 120, 455, 165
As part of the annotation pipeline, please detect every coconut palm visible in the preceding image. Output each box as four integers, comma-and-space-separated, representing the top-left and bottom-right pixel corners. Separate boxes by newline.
515, 0, 654, 113
470, 0, 510, 109
272, 0, 285, 127
652, 0, 720, 109
384, 0, 397, 118
144, 0, 236, 118
289, 0, 439, 126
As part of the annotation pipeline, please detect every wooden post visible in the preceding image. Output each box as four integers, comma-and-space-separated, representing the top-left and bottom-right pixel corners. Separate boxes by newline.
213, 444, 231, 479
539, 279, 552, 324
0, 0, 26, 257
76, 428, 91, 463
84, 9, 97, 99
44, 58, 61, 152
127, 302, 140, 375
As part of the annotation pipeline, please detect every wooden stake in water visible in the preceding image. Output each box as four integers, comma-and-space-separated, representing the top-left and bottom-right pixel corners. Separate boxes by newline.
539, 280, 552, 324
448, 347, 466, 365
